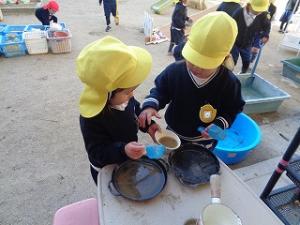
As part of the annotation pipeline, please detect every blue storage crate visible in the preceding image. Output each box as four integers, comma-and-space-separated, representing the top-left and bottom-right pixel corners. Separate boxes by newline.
282, 57, 300, 83
3, 25, 27, 34
0, 24, 6, 34
25, 24, 46, 32
0, 33, 27, 58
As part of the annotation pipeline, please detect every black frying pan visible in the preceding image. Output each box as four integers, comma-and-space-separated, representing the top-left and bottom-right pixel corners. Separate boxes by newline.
168, 143, 220, 187
109, 158, 168, 201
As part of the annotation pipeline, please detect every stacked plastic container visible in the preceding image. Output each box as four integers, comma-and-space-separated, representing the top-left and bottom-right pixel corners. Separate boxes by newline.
23, 24, 48, 55
0, 25, 27, 57
0, 22, 71, 57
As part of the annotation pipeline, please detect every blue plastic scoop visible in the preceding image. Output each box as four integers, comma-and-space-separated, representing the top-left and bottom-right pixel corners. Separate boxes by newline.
145, 145, 166, 159
198, 124, 226, 141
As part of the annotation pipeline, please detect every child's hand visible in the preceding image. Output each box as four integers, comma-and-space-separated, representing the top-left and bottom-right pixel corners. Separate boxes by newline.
125, 142, 146, 160
138, 108, 161, 128
147, 123, 161, 143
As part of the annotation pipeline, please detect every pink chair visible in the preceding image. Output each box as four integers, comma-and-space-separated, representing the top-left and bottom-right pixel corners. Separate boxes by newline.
53, 198, 100, 225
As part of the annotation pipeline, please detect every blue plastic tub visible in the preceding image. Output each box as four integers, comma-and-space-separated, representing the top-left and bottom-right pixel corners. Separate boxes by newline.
0, 33, 27, 58
25, 24, 46, 32
214, 113, 261, 164
3, 25, 27, 34
0, 23, 6, 34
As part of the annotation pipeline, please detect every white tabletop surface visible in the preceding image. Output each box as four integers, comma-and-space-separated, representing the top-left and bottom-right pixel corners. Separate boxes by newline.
97, 161, 283, 225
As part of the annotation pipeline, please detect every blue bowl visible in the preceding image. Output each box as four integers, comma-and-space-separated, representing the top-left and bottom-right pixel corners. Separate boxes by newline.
214, 113, 261, 164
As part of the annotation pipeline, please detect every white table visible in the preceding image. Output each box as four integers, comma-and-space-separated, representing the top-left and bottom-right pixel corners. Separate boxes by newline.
97, 161, 283, 225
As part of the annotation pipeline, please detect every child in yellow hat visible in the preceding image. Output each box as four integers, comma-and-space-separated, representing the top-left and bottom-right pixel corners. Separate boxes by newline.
77, 36, 156, 184
139, 12, 245, 149
230, 0, 270, 73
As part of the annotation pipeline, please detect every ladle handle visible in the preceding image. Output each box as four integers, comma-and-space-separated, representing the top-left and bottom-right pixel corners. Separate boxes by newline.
210, 174, 221, 201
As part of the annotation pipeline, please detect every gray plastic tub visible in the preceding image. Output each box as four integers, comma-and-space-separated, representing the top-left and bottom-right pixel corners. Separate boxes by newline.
237, 73, 291, 114
282, 57, 300, 83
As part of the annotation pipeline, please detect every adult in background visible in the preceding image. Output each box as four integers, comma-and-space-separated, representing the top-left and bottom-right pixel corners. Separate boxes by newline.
35, 0, 59, 26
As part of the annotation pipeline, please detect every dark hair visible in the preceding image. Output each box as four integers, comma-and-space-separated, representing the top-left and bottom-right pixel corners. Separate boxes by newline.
102, 88, 125, 114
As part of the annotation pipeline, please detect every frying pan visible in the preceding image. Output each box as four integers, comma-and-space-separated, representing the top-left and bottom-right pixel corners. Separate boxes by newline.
168, 143, 220, 187
200, 174, 242, 225
108, 158, 168, 201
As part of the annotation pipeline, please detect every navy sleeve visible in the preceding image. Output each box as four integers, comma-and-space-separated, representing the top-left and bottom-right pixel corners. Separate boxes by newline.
80, 116, 128, 168
215, 72, 245, 129
142, 66, 173, 111
50, 15, 58, 23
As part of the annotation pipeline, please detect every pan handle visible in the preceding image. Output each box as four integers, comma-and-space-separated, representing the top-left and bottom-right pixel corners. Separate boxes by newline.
210, 174, 221, 202
108, 181, 121, 196
157, 158, 170, 172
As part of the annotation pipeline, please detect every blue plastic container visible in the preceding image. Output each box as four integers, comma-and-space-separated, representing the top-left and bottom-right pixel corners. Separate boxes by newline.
0, 23, 7, 34
214, 113, 261, 164
25, 24, 46, 32
281, 57, 300, 83
0, 33, 27, 58
3, 25, 27, 34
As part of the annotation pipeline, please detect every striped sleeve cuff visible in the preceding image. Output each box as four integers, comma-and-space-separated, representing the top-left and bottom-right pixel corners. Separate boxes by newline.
215, 116, 229, 129
142, 97, 159, 110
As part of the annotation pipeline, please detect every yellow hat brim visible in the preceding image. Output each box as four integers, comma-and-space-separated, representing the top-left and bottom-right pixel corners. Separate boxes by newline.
182, 41, 226, 69
79, 85, 108, 118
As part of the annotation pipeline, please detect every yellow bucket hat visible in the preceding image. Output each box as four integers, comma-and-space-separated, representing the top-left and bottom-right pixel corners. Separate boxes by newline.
76, 36, 152, 118
223, 0, 240, 3
182, 12, 237, 69
249, 0, 269, 12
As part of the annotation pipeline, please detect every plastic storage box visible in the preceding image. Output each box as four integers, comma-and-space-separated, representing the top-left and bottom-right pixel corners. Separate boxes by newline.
3, 25, 27, 34
46, 29, 72, 54
0, 23, 6, 34
0, 33, 26, 57
25, 24, 46, 32
282, 57, 300, 83
23, 31, 48, 55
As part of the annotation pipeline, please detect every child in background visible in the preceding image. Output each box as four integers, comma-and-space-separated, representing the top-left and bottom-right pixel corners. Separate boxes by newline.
250, 1, 275, 64
279, 0, 300, 33
77, 36, 158, 184
99, 0, 119, 32
168, 0, 192, 54
140, 12, 245, 150
35, 0, 59, 25
231, 0, 270, 74
216, 0, 241, 17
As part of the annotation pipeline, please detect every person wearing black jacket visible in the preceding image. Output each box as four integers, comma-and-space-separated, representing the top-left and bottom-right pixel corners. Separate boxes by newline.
231, 0, 270, 73
35, 0, 59, 25
216, 0, 242, 17
168, 0, 192, 54
77, 36, 156, 184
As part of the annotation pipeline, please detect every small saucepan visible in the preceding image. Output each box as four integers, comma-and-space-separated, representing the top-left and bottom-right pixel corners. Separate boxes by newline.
108, 157, 169, 201
168, 143, 220, 187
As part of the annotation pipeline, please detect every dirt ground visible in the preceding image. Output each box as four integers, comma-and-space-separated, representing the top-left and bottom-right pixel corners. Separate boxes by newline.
0, 0, 300, 224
